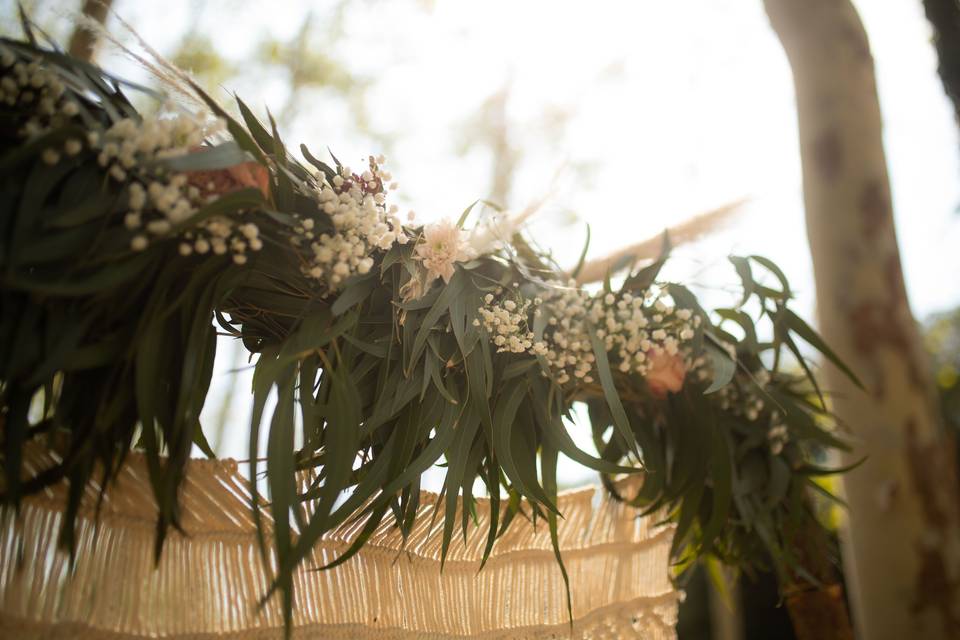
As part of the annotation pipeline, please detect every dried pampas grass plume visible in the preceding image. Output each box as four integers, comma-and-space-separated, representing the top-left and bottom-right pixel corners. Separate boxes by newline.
574, 198, 747, 284
67, 2, 219, 118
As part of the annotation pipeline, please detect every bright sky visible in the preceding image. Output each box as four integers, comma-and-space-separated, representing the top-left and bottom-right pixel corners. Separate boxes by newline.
15, 0, 960, 483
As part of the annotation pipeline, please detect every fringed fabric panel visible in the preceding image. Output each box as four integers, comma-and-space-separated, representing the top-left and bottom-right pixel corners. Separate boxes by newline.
0, 450, 679, 639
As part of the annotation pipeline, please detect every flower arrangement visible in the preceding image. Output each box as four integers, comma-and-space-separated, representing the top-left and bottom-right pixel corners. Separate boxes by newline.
0, 24, 860, 635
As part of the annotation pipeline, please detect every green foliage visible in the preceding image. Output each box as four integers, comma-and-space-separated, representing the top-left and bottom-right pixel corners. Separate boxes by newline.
590, 250, 860, 589
0, 34, 860, 637
925, 307, 960, 432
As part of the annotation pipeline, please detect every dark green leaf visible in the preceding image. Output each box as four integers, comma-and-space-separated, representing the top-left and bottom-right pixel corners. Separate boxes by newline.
587, 321, 640, 458
703, 339, 736, 394
783, 309, 864, 390
159, 141, 254, 172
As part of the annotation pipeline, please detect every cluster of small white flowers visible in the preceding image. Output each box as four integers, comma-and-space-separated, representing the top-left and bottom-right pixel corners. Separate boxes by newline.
94, 116, 259, 262
0, 49, 89, 162
532, 283, 700, 386
0, 50, 60, 107
96, 115, 211, 180
535, 283, 597, 385
768, 421, 789, 455
473, 280, 700, 387
709, 365, 789, 453
2, 50, 260, 263
692, 351, 792, 453
293, 156, 408, 289
475, 292, 546, 354
106, 118, 204, 246
715, 367, 768, 420
595, 291, 699, 372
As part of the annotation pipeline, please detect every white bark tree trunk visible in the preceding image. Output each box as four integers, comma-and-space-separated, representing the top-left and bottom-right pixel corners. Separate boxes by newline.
763, 1, 960, 638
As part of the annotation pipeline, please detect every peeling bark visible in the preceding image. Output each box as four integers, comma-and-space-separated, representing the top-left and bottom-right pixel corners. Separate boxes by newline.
763, 0, 960, 638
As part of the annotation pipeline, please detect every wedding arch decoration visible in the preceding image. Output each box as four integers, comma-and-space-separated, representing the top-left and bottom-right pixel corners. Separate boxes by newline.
0, 17, 860, 638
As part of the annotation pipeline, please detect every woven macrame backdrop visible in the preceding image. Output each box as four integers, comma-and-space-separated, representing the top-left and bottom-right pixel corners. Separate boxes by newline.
0, 449, 679, 639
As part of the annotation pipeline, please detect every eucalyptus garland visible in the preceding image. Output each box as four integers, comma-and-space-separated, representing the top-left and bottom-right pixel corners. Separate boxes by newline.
0, 24, 860, 634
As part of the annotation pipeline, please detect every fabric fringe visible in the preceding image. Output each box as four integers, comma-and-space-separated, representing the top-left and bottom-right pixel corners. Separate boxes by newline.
0, 450, 679, 639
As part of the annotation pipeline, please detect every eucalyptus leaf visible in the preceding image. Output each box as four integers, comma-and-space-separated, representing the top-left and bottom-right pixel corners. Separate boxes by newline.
159, 142, 254, 172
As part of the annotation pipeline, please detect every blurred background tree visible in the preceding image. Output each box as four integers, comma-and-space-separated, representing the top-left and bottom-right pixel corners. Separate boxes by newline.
67, 0, 113, 61
925, 307, 960, 433
766, 0, 960, 637
923, 0, 960, 131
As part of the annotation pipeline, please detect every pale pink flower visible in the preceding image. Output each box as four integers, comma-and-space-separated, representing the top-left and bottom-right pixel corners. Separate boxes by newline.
414, 219, 473, 284
226, 162, 271, 198
645, 349, 687, 398
185, 153, 271, 200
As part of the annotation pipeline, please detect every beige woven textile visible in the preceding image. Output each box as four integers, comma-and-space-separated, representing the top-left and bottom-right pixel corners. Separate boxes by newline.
0, 451, 679, 639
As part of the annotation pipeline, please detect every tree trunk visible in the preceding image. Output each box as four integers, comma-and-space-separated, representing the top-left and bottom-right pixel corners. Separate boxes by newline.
764, 1, 960, 638
785, 584, 852, 640
923, 0, 960, 129
67, 0, 115, 63
783, 510, 853, 640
